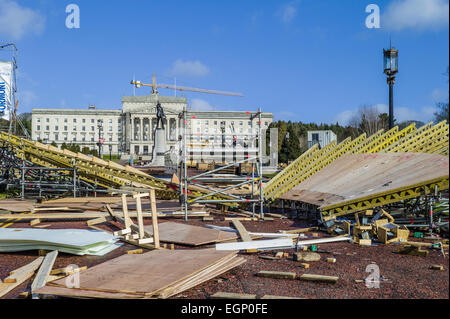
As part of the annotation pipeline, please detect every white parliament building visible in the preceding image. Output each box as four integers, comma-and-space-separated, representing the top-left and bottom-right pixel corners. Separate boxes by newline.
31, 95, 273, 160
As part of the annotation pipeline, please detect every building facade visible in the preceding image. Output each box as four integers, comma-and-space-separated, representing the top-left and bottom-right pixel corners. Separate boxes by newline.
31, 94, 273, 160
307, 130, 337, 149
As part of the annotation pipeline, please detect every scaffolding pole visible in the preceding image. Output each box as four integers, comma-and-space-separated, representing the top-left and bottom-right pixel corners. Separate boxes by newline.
179, 108, 265, 220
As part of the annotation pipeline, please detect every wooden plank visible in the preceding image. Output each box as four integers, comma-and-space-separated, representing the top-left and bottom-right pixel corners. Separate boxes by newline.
430, 265, 444, 270
210, 292, 256, 299
0, 257, 44, 298
231, 219, 252, 242
299, 274, 339, 283
4, 257, 44, 283
257, 271, 296, 280
121, 194, 132, 229
31, 250, 58, 298
150, 189, 160, 249
50, 266, 87, 276
87, 216, 113, 226
261, 295, 301, 299
30, 219, 41, 226
135, 196, 145, 239
127, 249, 144, 255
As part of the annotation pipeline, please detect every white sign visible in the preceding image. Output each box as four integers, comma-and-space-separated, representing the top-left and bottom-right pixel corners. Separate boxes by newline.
0, 61, 13, 120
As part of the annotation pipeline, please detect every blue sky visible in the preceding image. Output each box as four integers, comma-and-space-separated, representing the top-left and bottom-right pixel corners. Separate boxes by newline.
0, 0, 448, 124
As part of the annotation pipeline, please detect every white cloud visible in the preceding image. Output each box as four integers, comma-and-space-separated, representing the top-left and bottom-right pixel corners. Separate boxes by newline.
190, 98, 215, 111
276, 1, 299, 24
335, 103, 438, 125
167, 59, 210, 78
382, 0, 449, 31
0, 0, 45, 39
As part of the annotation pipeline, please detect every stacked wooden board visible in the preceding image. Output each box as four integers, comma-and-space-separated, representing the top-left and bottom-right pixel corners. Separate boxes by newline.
34, 248, 245, 299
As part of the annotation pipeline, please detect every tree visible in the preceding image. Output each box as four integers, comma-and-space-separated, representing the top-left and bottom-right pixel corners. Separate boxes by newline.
349, 105, 391, 137
434, 67, 449, 123
434, 102, 449, 122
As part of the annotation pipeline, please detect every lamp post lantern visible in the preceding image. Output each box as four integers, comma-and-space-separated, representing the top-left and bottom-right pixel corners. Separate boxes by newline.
383, 45, 398, 129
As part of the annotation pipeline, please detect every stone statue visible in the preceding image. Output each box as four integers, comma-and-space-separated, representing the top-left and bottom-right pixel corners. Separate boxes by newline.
156, 101, 166, 130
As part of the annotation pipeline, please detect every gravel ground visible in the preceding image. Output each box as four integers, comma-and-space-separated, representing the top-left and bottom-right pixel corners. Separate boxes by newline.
0, 213, 448, 299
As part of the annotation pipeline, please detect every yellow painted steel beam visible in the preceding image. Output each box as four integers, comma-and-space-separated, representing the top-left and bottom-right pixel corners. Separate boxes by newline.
263, 143, 333, 200
350, 130, 383, 154
321, 176, 449, 217
383, 122, 433, 152
389, 121, 447, 153
264, 140, 340, 201
355, 127, 399, 154
366, 123, 416, 153
269, 135, 367, 201
410, 125, 449, 153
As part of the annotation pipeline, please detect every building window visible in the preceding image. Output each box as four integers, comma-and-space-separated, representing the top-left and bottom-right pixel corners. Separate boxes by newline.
45, 126, 49, 131
37, 134, 40, 140
134, 145, 140, 155
109, 126, 112, 131
240, 121, 243, 126
55, 126, 59, 131
73, 126, 77, 131
37, 118, 41, 123
54, 134, 59, 141
265, 122, 268, 126
64, 136, 68, 141
248, 121, 251, 125
73, 118, 76, 123
214, 121, 217, 125
91, 126, 95, 131
82, 136, 86, 142
55, 118, 59, 123
37, 125, 40, 130
82, 126, 86, 131
143, 146, 149, 155
46, 118, 49, 123
91, 119, 95, 123
64, 126, 68, 131
64, 118, 68, 123
109, 119, 112, 123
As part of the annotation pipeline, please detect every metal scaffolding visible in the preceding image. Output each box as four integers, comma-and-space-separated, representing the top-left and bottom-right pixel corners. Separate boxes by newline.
179, 108, 265, 221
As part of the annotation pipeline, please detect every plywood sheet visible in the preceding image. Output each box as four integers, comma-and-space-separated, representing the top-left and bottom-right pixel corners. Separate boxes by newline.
144, 222, 238, 246
0, 200, 34, 212
47, 248, 236, 296
280, 153, 449, 208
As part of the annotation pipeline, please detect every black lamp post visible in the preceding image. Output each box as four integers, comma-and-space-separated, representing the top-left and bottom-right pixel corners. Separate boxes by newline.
285, 132, 290, 164
383, 44, 398, 129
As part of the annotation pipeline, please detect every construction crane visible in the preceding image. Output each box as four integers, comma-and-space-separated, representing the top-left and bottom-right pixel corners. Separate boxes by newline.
131, 74, 244, 97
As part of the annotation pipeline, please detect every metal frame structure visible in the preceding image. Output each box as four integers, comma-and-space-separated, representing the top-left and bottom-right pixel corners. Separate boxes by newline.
264, 120, 449, 220
179, 108, 265, 221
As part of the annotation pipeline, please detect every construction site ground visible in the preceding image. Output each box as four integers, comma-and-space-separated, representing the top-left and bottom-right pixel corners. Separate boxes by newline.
1, 207, 448, 299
